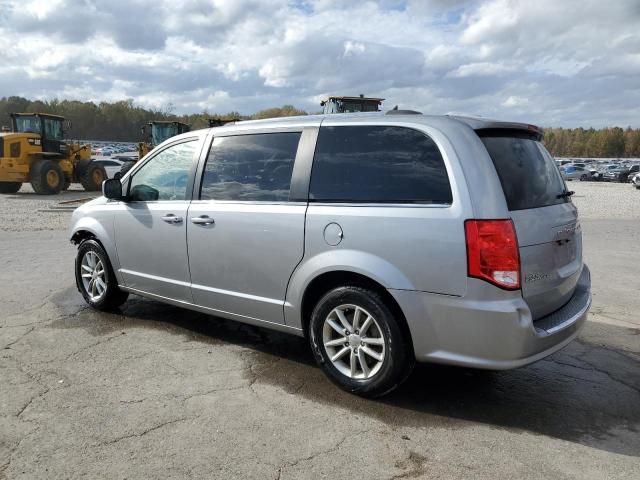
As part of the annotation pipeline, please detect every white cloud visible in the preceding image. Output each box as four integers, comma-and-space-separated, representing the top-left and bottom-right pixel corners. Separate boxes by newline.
448, 62, 514, 77
502, 96, 529, 108
0, 0, 638, 126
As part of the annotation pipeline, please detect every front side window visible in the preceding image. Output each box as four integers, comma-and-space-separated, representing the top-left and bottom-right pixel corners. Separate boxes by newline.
200, 132, 301, 202
128, 140, 197, 201
309, 125, 452, 204
43, 118, 64, 141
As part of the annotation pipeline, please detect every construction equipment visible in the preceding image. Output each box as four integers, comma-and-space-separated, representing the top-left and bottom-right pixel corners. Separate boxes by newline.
208, 117, 240, 127
0, 113, 105, 194
117, 120, 191, 177
320, 94, 384, 114
137, 120, 190, 160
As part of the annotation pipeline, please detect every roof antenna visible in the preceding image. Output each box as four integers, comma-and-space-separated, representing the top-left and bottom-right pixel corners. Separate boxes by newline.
392, 105, 398, 110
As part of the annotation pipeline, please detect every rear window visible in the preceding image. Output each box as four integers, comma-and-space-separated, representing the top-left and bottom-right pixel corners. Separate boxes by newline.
309, 125, 452, 204
479, 130, 568, 211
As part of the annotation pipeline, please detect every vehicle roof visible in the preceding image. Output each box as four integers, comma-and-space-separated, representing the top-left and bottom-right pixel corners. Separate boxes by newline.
225, 112, 539, 134
11, 112, 65, 120
322, 96, 385, 102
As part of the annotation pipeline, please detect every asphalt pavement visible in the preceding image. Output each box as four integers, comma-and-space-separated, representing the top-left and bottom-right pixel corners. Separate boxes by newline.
1, 182, 639, 479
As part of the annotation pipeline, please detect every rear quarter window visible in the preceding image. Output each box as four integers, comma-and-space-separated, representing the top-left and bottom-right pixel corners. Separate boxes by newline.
309, 125, 452, 204
479, 130, 568, 211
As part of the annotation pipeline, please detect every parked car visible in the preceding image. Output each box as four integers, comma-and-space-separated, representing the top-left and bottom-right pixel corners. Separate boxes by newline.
592, 164, 622, 181
70, 113, 591, 397
622, 164, 640, 182
560, 165, 591, 181
602, 164, 637, 182
91, 159, 128, 179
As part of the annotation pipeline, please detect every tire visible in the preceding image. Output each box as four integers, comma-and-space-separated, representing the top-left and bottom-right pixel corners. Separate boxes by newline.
30, 160, 64, 195
75, 239, 129, 310
80, 162, 107, 191
0, 182, 22, 194
119, 161, 135, 178
309, 286, 413, 397
580, 174, 588, 181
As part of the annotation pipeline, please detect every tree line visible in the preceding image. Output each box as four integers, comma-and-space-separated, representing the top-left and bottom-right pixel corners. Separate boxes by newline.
0, 96, 306, 142
543, 127, 640, 158
1, 96, 639, 157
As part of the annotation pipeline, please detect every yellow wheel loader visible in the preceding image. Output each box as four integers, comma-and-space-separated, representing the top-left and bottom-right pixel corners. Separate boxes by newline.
118, 120, 190, 177
0, 113, 106, 194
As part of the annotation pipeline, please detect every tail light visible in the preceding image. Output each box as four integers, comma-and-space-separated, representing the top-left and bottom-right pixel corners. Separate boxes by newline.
464, 219, 521, 290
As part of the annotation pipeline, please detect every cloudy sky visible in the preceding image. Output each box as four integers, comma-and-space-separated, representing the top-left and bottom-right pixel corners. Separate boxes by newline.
1, 0, 639, 126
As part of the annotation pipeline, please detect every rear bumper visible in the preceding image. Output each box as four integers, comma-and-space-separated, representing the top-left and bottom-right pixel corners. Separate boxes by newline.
390, 264, 591, 370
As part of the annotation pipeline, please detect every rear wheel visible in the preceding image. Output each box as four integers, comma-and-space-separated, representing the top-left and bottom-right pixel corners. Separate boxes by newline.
0, 182, 22, 194
579, 174, 588, 181
309, 286, 413, 397
75, 239, 129, 310
80, 162, 107, 191
30, 160, 64, 195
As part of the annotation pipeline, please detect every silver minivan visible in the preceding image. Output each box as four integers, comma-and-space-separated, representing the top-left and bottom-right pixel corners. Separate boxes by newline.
70, 112, 591, 396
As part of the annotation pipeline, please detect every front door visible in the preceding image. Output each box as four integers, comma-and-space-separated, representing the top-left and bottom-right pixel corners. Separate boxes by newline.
187, 131, 306, 325
114, 138, 201, 303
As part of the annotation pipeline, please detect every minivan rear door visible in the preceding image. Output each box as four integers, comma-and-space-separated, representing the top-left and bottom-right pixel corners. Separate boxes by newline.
479, 130, 582, 319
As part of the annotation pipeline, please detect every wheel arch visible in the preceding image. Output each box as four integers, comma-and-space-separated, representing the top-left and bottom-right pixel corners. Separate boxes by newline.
294, 269, 414, 357
70, 217, 124, 286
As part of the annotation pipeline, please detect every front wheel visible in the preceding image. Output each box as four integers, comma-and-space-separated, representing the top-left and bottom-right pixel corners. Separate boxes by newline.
75, 239, 128, 310
309, 286, 413, 397
30, 160, 64, 194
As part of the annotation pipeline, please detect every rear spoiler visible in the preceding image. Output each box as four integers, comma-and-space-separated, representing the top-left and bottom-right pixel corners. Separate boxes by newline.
448, 115, 544, 140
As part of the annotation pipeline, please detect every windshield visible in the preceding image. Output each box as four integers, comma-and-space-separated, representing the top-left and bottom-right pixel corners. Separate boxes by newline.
151, 123, 179, 145
479, 130, 568, 211
14, 116, 41, 134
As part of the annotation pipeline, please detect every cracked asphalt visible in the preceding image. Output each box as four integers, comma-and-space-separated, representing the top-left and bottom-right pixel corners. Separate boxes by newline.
1, 183, 639, 479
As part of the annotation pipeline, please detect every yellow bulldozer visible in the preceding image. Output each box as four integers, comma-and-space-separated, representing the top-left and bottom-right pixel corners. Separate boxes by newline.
0, 113, 107, 194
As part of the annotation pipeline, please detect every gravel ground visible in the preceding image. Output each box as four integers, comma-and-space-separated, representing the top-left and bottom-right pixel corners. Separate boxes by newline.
569, 181, 640, 219
0, 184, 97, 232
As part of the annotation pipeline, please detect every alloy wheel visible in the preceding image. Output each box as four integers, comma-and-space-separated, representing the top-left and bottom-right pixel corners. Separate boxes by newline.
80, 251, 107, 302
322, 304, 386, 380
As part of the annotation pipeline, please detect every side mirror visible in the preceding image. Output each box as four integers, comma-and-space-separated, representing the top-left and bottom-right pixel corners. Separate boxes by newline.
102, 178, 123, 200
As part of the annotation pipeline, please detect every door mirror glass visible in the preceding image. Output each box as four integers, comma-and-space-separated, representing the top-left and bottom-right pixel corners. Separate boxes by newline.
103, 178, 123, 199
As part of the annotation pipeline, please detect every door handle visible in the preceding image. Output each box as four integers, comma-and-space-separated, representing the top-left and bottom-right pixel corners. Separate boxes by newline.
161, 214, 183, 224
191, 215, 215, 225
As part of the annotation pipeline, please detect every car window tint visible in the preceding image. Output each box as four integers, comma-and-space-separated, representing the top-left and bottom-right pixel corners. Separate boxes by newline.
200, 132, 301, 202
309, 126, 452, 204
479, 131, 568, 211
129, 140, 197, 201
